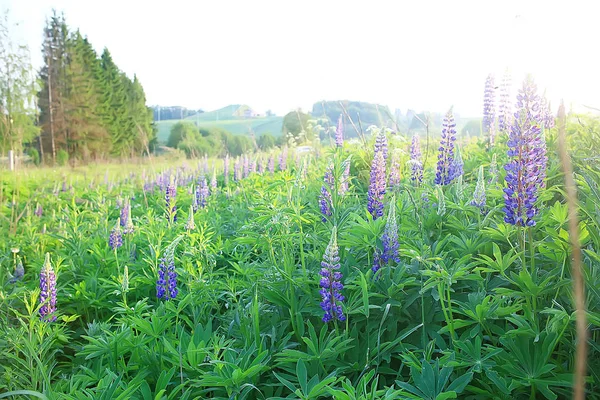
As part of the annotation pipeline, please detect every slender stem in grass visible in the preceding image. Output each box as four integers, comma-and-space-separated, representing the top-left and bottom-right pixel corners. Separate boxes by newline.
114, 247, 120, 277
557, 101, 587, 400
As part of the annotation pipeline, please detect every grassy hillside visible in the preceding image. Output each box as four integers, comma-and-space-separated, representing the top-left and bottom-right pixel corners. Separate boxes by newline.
155, 105, 283, 143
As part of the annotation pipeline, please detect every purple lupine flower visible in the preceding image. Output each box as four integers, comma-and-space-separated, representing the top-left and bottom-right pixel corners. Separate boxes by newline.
374, 130, 388, 161
166, 180, 177, 223
233, 158, 241, 182
335, 114, 344, 148
319, 227, 345, 323
120, 199, 129, 227
224, 155, 230, 186
319, 164, 334, 221
435, 108, 458, 185
498, 70, 512, 132
483, 74, 496, 135
198, 177, 209, 208
319, 185, 332, 222
388, 151, 401, 190
279, 147, 288, 171
156, 254, 178, 300
339, 157, 351, 195
109, 220, 123, 250
450, 146, 464, 180
503, 75, 546, 227
39, 253, 57, 322
367, 147, 386, 219
409, 134, 423, 183
123, 203, 134, 234
471, 165, 486, 210
250, 158, 256, 174
35, 203, 43, 217
267, 155, 275, 174
372, 199, 400, 274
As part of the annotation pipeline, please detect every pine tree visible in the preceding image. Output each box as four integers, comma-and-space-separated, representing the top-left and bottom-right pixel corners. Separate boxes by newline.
63, 31, 109, 161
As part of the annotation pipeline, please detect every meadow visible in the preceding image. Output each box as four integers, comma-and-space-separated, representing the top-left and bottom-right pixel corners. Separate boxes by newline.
1, 78, 600, 399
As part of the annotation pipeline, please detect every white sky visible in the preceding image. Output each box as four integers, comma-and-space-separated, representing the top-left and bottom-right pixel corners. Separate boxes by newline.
3, 0, 599, 117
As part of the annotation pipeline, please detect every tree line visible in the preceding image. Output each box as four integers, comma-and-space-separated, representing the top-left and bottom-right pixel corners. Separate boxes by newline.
0, 10, 155, 165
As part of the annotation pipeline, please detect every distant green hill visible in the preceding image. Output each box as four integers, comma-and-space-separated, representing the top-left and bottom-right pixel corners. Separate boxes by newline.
155, 105, 283, 143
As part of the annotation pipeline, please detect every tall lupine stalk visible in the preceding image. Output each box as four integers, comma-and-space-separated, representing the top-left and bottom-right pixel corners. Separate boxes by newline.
319, 227, 345, 323
368, 131, 387, 219
372, 197, 399, 274
503, 75, 547, 227
451, 146, 464, 180
409, 134, 423, 184
435, 108, 459, 185
156, 243, 180, 301
119, 199, 129, 227
471, 165, 486, 211
498, 69, 512, 132
319, 164, 334, 221
198, 177, 209, 208
335, 114, 344, 148
39, 253, 57, 322
123, 203, 134, 234
109, 220, 123, 250
166, 178, 177, 223
388, 151, 401, 190
483, 74, 496, 141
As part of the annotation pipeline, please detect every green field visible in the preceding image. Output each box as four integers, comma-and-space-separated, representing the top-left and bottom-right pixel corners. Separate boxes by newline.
155, 104, 284, 143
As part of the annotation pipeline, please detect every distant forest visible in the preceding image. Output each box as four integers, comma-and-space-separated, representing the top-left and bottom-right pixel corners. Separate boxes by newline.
151, 106, 204, 121
0, 10, 155, 164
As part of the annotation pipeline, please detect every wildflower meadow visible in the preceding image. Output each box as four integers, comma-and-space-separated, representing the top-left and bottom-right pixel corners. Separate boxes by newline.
1, 74, 600, 399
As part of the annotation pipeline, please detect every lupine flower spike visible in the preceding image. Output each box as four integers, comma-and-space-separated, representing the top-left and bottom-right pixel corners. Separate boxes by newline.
39, 253, 57, 322
372, 196, 400, 274
109, 220, 123, 250
166, 177, 177, 223
503, 75, 547, 226
483, 74, 496, 139
498, 69, 512, 132
409, 134, 423, 184
471, 165, 486, 211
319, 227, 345, 323
367, 131, 387, 219
435, 108, 459, 185
124, 203, 134, 234
156, 236, 183, 301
